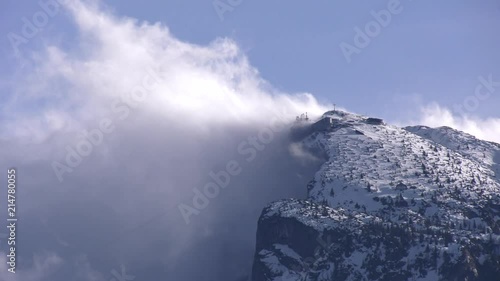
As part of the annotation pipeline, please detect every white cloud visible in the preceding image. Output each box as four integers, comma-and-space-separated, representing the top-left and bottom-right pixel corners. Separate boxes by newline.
414, 102, 500, 144
0, 1, 330, 280
2, 0, 327, 145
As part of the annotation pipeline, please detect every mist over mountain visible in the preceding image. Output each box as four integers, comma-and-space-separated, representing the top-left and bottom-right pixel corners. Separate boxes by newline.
1, 1, 499, 281
1, 1, 328, 281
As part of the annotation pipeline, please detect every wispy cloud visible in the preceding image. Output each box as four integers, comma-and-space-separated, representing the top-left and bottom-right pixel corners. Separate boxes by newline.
413, 102, 500, 144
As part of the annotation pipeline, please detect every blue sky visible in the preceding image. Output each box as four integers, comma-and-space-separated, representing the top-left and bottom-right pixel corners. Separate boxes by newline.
2, 0, 499, 123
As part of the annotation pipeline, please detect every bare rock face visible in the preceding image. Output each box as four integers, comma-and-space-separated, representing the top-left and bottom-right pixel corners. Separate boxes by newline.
252, 111, 500, 281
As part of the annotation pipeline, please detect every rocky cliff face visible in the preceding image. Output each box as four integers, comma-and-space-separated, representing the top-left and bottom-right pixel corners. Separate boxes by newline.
251, 110, 500, 281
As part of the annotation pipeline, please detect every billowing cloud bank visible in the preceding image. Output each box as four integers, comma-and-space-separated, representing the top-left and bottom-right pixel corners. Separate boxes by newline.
415, 103, 500, 144
0, 1, 328, 280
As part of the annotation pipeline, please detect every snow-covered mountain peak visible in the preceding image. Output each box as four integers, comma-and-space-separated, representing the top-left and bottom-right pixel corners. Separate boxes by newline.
252, 110, 500, 281
303, 115, 500, 216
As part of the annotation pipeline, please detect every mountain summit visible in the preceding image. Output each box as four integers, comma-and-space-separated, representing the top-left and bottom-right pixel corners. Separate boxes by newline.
251, 110, 500, 281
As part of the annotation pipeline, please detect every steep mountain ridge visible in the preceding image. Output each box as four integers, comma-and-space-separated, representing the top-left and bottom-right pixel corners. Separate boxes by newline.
405, 125, 500, 181
252, 110, 500, 281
